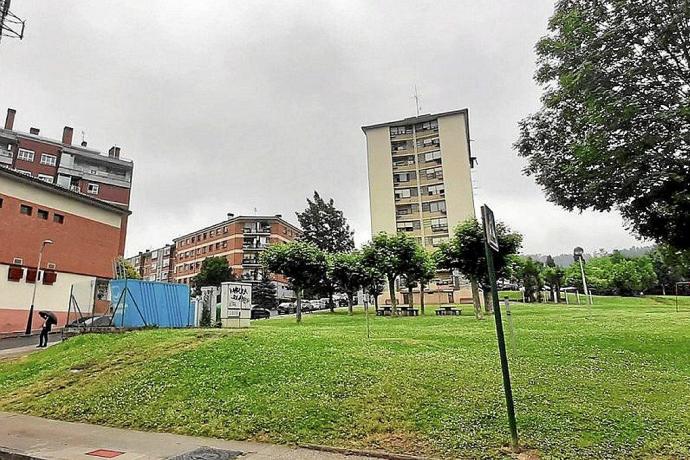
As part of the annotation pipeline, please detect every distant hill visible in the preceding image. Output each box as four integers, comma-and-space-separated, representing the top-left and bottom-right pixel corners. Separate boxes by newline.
526, 245, 655, 267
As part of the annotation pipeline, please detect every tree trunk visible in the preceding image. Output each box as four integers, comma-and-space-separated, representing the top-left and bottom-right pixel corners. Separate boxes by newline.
347, 293, 353, 315
408, 285, 414, 309
373, 293, 379, 312
470, 278, 483, 320
662, 284, 666, 296
483, 288, 493, 314
329, 291, 334, 312
296, 289, 302, 324
420, 283, 426, 315
388, 277, 397, 314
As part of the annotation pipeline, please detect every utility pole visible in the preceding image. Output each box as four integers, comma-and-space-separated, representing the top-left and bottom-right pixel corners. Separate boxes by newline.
25, 240, 53, 335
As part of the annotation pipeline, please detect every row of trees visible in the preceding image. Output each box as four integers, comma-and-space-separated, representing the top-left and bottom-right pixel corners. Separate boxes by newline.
506, 246, 690, 300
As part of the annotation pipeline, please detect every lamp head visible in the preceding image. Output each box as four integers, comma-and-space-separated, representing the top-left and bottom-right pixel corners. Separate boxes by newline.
573, 246, 584, 261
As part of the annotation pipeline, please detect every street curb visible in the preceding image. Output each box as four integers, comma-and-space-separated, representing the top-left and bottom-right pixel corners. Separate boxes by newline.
0, 445, 44, 460
299, 443, 433, 460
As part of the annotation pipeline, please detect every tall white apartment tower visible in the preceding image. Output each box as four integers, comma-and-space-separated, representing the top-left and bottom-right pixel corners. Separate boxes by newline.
362, 109, 477, 304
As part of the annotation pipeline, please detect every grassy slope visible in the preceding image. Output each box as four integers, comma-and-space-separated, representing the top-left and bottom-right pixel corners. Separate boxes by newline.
1, 296, 689, 459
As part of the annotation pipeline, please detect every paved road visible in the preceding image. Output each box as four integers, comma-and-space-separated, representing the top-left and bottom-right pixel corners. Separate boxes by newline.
0, 332, 61, 351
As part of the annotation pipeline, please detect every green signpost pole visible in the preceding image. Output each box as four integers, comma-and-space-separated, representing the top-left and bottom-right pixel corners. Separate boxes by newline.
482, 205, 518, 450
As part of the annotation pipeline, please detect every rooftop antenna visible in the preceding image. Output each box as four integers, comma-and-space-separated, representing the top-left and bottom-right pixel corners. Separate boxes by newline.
0, 0, 26, 45
412, 84, 422, 117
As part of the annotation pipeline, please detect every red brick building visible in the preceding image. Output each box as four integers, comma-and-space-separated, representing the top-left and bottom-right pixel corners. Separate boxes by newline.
171, 214, 300, 297
0, 168, 131, 333
125, 244, 176, 283
1, 108, 133, 209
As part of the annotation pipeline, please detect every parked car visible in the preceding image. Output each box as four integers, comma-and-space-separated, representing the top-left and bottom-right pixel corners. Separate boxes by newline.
301, 300, 313, 312
277, 302, 295, 315
251, 308, 271, 320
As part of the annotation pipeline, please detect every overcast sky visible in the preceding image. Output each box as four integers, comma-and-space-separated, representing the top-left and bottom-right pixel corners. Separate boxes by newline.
0, 0, 647, 257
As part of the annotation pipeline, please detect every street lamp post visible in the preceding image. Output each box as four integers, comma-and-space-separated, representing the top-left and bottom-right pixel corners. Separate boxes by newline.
573, 246, 592, 306
24, 239, 53, 335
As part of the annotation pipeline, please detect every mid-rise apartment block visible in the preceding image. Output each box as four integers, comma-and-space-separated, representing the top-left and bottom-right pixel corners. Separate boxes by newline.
362, 109, 476, 303
1, 108, 133, 209
0, 168, 131, 332
125, 244, 175, 283
172, 214, 300, 290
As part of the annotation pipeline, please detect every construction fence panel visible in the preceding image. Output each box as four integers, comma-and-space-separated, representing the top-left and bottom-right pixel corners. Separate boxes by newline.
110, 280, 193, 328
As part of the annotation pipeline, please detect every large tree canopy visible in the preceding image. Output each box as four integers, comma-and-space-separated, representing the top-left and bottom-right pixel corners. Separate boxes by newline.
516, 0, 690, 248
296, 191, 355, 254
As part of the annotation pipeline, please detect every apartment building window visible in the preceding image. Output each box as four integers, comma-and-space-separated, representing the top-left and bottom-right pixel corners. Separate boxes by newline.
425, 184, 445, 196
396, 221, 420, 232
16, 169, 32, 176
393, 156, 415, 168
53, 213, 64, 224
87, 183, 99, 194
37, 209, 49, 220
416, 120, 438, 131
426, 236, 448, 247
394, 188, 418, 201
20, 204, 32, 216
430, 217, 448, 231
389, 126, 408, 136
393, 172, 416, 183
422, 151, 441, 163
422, 200, 447, 213
223, 226, 228, 233
222, 241, 227, 248
37, 174, 54, 183
17, 149, 34, 162
417, 137, 440, 149
40, 154, 57, 166
423, 166, 443, 180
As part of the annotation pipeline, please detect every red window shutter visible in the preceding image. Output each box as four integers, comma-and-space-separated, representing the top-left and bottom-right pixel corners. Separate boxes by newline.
8, 265, 23, 282
26, 268, 38, 283
43, 270, 57, 285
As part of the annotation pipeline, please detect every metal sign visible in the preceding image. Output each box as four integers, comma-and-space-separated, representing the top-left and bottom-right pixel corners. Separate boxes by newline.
481, 205, 499, 252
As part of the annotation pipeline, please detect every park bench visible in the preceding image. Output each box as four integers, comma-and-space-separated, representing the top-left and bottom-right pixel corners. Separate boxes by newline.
398, 306, 419, 317
436, 305, 461, 316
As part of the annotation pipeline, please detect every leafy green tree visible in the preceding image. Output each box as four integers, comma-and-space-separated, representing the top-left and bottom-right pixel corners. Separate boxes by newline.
193, 256, 235, 295
650, 245, 690, 295
515, 0, 690, 249
253, 272, 278, 309
401, 246, 436, 315
436, 219, 522, 317
520, 257, 545, 303
296, 191, 355, 310
542, 255, 565, 302
261, 242, 328, 323
564, 252, 658, 296
361, 232, 418, 314
362, 266, 385, 312
296, 191, 355, 253
121, 259, 141, 280
331, 251, 368, 315
416, 250, 437, 316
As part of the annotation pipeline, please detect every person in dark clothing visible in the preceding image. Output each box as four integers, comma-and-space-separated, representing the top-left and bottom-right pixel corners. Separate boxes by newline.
37, 312, 56, 348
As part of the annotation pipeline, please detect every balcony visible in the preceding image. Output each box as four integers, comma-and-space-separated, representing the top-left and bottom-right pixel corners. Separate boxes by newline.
416, 143, 441, 155
243, 243, 269, 250
243, 226, 271, 234
242, 258, 261, 266
0, 149, 12, 165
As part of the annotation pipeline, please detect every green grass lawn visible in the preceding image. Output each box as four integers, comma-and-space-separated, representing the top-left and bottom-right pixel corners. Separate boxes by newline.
1, 296, 689, 459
